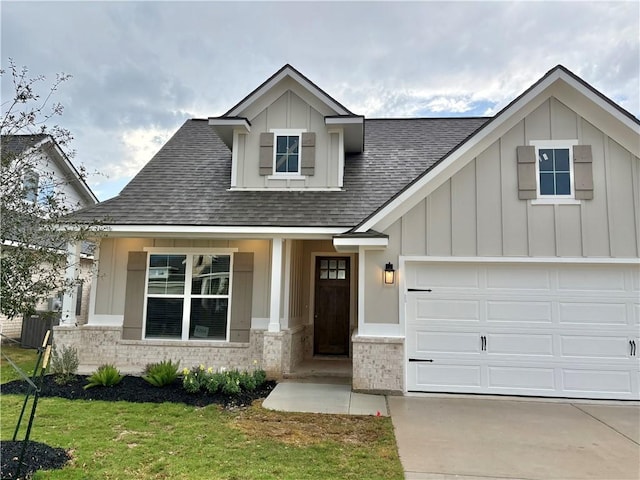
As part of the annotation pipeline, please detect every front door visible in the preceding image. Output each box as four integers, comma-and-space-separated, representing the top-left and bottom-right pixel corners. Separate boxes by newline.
314, 257, 350, 355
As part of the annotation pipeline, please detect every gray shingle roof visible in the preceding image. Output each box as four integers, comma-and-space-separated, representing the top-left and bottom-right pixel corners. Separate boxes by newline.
1, 134, 48, 155
72, 117, 488, 228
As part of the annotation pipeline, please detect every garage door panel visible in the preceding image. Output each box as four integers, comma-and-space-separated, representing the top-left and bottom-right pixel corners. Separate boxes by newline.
411, 363, 482, 389
414, 298, 480, 322
486, 265, 551, 290
486, 333, 554, 356
414, 264, 479, 290
487, 301, 552, 323
562, 368, 634, 395
487, 366, 555, 391
414, 331, 480, 356
558, 302, 628, 326
560, 335, 632, 359
558, 267, 626, 292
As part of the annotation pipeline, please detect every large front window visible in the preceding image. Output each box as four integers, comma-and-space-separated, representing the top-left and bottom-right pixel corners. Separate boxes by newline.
145, 253, 231, 341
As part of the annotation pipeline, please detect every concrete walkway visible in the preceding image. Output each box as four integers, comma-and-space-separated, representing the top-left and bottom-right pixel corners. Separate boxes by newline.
388, 396, 640, 480
262, 381, 388, 416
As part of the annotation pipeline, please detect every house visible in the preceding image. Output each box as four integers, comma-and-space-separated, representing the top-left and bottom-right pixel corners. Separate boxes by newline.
0, 134, 99, 341
57, 65, 640, 400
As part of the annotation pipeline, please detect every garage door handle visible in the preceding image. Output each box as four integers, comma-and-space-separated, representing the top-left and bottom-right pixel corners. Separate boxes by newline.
631, 340, 637, 357
408, 288, 432, 292
409, 358, 434, 362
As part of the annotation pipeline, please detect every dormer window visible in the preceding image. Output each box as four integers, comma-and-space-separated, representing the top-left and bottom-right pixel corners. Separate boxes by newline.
275, 132, 301, 174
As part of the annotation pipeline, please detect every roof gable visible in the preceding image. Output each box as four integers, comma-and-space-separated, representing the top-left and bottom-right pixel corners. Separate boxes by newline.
223, 64, 355, 118
355, 65, 640, 233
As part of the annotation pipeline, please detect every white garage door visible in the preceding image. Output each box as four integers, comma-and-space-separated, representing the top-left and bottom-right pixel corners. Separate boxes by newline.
405, 261, 640, 400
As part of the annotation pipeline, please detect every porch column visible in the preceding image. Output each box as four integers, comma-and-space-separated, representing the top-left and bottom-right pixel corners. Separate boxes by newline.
268, 237, 283, 333
60, 241, 81, 326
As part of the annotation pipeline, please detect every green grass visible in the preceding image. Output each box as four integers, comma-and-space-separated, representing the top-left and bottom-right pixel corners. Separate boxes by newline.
1, 389, 403, 479
1, 344, 39, 384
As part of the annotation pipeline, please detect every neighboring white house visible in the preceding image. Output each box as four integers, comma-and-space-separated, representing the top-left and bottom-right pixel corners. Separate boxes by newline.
59, 65, 639, 400
1, 134, 99, 341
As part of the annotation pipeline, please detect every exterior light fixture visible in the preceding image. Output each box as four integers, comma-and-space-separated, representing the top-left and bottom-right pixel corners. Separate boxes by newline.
384, 262, 395, 285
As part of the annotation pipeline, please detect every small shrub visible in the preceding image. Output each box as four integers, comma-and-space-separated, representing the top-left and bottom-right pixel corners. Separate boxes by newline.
204, 372, 223, 394
220, 372, 241, 396
182, 365, 211, 394
142, 359, 180, 387
49, 345, 79, 385
84, 364, 124, 389
252, 368, 267, 388
239, 371, 257, 392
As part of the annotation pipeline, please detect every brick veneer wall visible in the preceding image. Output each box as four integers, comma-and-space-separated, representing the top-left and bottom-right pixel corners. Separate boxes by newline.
53, 325, 265, 374
352, 332, 404, 394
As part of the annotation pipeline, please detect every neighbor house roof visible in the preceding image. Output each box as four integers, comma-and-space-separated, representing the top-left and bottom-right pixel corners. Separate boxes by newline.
71, 117, 487, 228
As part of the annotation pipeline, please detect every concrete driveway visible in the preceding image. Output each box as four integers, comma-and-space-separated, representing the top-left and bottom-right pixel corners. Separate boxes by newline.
388, 396, 640, 480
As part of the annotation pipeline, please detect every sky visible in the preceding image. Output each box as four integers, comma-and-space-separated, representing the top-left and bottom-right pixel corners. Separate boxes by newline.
2, 1, 638, 201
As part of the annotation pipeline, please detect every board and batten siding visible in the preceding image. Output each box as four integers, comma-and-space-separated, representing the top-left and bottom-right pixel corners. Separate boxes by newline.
234, 89, 341, 189
399, 98, 640, 258
92, 238, 271, 324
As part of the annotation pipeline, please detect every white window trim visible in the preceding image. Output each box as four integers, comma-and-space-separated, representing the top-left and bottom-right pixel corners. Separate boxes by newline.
141, 248, 237, 342
530, 139, 578, 201
270, 128, 306, 175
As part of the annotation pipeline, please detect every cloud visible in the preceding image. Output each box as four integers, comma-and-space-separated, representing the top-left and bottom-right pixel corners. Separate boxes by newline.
2, 0, 638, 200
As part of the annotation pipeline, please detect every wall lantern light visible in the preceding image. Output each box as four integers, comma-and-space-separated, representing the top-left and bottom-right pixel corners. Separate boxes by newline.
384, 262, 395, 285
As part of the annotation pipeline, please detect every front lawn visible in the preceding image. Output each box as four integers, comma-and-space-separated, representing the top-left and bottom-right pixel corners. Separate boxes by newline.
0, 346, 403, 479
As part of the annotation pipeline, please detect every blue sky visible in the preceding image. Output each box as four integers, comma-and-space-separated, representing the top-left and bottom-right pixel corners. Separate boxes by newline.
2, 1, 638, 201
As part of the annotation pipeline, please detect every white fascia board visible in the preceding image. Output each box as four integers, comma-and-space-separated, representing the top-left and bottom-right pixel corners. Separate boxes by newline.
356, 69, 605, 233
333, 237, 388, 248
227, 67, 351, 117
207, 118, 251, 130
401, 255, 640, 265
102, 224, 350, 238
325, 116, 364, 125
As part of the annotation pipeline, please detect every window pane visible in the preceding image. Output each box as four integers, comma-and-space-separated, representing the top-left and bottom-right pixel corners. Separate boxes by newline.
554, 148, 570, 172
288, 136, 298, 153
190, 298, 228, 340
329, 270, 337, 279
338, 260, 346, 269
337, 270, 346, 280
276, 136, 288, 153
287, 154, 298, 173
148, 255, 186, 294
556, 173, 571, 195
539, 173, 555, 195
538, 149, 554, 172
192, 255, 230, 295
321, 260, 328, 268
145, 298, 183, 338
276, 154, 287, 172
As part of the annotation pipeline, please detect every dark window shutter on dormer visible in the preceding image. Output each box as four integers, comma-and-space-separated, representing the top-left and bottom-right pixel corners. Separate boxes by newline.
573, 145, 594, 200
122, 251, 147, 340
259, 133, 273, 176
301, 132, 315, 176
517, 145, 537, 199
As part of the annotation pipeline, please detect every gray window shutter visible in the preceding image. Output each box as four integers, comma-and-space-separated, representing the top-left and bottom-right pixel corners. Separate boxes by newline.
301, 132, 316, 176
230, 252, 253, 342
122, 251, 147, 340
517, 145, 537, 200
259, 133, 273, 176
573, 145, 593, 200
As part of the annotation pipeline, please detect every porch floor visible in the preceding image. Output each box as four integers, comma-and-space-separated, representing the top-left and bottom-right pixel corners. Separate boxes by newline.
284, 358, 352, 384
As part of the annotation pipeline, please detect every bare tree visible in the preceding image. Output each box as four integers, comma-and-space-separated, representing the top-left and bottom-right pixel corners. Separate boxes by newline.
1, 59, 101, 320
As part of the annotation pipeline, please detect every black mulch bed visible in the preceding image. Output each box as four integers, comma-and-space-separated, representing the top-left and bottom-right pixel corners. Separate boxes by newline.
1, 375, 276, 478
1, 440, 71, 479
1, 374, 276, 408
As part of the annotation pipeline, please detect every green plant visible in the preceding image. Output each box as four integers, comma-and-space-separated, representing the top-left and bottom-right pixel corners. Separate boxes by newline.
220, 372, 241, 395
84, 364, 123, 390
252, 368, 267, 387
182, 365, 211, 394
49, 344, 79, 385
239, 371, 257, 392
142, 359, 179, 387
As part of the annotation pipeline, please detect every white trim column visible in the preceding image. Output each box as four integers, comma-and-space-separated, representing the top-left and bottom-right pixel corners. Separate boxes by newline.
268, 237, 283, 333
357, 245, 366, 332
60, 241, 81, 325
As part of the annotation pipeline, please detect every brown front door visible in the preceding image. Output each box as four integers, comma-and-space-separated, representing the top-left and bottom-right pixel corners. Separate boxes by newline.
314, 257, 350, 356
